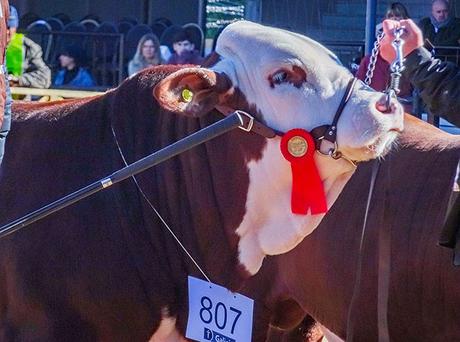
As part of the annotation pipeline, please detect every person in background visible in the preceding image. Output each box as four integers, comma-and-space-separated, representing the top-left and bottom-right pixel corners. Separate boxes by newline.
53, 45, 95, 88
0, 0, 9, 166
167, 29, 203, 65
356, 2, 413, 112
6, 6, 51, 89
375, 2, 410, 36
128, 33, 162, 76
418, 0, 460, 48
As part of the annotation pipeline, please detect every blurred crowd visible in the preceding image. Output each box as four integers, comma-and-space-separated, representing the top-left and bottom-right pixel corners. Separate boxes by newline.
3, 1, 460, 120
4, 6, 211, 91
354, 0, 460, 117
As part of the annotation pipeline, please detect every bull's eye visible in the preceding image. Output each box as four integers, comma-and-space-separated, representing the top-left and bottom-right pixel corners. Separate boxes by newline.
272, 70, 288, 85
269, 66, 306, 88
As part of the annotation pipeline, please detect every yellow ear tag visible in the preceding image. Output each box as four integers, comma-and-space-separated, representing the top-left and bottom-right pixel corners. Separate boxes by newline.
181, 88, 193, 103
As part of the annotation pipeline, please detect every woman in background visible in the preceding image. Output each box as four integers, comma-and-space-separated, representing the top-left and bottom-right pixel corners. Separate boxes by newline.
375, 2, 410, 36
128, 33, 162, 76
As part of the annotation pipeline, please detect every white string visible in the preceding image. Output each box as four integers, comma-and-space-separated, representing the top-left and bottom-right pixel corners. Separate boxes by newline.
346, 161, 381, 341
111, 127, 212, 283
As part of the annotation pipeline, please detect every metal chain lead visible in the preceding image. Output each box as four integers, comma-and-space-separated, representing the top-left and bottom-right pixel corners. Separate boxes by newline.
385, 26, 406, 110
364, 30, 385, 86
388, 26, 406, 94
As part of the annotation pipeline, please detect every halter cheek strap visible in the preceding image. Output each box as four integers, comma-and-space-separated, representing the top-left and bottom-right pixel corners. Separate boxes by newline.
215, 105, 279, 139
310, 77, 358, 145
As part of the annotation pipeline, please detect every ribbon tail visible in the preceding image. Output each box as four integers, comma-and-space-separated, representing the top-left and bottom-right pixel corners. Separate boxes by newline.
304, 159, 328, 214
291, 162, 310, 214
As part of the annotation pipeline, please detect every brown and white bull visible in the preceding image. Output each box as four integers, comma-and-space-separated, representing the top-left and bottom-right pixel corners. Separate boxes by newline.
0, 21, 402, 341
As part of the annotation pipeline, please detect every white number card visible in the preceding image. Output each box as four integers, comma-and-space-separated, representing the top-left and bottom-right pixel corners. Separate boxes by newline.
186, 276, 254, 342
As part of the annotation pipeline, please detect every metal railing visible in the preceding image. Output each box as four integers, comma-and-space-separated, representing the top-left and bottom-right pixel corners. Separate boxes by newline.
11, 86, 105, 99
321, 40, 365, 71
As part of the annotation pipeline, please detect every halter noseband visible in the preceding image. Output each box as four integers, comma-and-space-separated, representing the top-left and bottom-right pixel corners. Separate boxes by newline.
216, 77, 358, 165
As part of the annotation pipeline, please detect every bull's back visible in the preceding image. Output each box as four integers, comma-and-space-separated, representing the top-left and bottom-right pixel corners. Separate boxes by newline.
0, 98, 110, 221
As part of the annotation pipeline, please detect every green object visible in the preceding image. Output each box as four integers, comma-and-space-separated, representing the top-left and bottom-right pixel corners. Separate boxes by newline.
205, 0, 245, 39
6, 33, 24, 76
181, 88, 193, 103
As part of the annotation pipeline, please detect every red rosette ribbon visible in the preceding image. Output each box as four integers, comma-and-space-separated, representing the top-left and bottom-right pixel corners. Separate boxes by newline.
280, 129, 327, 215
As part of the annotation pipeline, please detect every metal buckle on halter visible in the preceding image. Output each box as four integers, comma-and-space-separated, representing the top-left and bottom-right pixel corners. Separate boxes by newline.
329, 146, 342, 159
330, 146, 357, 167
235, 110, 254, 133
315, 136, 358, 167
316, 136, 339, 157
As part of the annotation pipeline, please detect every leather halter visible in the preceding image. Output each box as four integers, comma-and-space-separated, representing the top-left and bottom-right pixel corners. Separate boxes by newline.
310, 77, 358, 157
216, 77, 358, 163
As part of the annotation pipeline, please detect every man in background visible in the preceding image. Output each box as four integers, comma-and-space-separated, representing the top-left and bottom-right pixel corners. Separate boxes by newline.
6, 6, 51, 89
167, 29, 203, 65
418, 0, 460, 49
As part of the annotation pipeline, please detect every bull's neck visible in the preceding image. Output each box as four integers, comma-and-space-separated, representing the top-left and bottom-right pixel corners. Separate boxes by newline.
121, 110, 266, 289
234, 138, 356, 275
114, 107, 355, 290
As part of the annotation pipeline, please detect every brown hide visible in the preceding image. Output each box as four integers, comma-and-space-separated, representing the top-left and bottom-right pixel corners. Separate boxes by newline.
0, 65, 269, 341
264, 115, 460, 341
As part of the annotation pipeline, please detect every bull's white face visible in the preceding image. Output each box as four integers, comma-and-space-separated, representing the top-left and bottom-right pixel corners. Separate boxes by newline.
154, 20, 403, 275
212, 21, 403, 161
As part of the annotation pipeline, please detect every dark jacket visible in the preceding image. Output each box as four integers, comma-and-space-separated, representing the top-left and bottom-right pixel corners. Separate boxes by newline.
405, 47, 460, 265
167, 50, 203, 65
405, 47, 460, 127
418, 17, 460, 47
54, 67, 95, 88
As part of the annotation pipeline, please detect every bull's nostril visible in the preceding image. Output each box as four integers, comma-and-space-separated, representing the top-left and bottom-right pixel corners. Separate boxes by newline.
375, 98, 398, 114
376, 102, 387, 113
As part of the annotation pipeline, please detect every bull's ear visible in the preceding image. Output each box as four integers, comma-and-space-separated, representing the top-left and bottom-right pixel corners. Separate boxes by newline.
153, 67, 233, 117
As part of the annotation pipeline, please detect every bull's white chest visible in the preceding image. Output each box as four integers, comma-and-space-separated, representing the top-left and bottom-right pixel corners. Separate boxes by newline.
236, 139, 353, 275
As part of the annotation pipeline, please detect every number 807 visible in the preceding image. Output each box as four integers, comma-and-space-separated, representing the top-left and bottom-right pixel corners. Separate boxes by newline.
199, 296, 242, 334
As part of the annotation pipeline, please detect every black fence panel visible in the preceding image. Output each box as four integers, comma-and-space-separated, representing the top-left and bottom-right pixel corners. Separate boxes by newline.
22, 30, 125, 88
